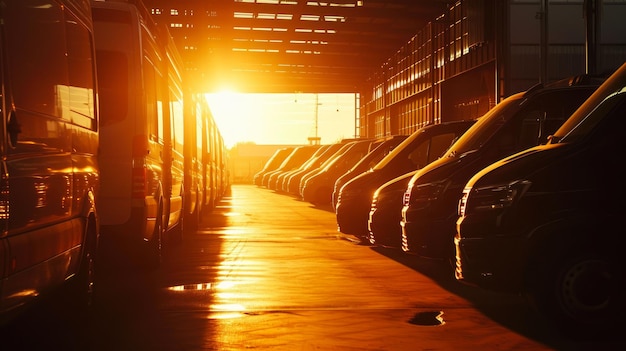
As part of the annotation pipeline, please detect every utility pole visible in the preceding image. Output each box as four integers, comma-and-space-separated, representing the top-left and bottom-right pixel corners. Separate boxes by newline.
308, 94, 321, 145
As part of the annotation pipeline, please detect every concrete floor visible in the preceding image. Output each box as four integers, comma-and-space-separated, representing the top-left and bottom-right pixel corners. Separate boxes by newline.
2, 184, 624, 350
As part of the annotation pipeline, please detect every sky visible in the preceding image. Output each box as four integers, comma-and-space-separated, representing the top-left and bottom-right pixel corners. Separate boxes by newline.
205, 93, 358, 149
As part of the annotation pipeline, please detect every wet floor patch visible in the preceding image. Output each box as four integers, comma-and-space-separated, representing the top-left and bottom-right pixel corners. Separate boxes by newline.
408, 311, 445, 326
207, 312, 246, 319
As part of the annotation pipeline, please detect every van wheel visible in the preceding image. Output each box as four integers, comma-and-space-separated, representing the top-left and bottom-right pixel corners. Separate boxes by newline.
66, 214, 98, 318
526, 249, 623, 338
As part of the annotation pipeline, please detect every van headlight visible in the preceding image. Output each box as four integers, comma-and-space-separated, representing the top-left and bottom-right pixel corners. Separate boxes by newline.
337, 186, 364, 204
404, 180, 448, 209
459, 180, 531, 217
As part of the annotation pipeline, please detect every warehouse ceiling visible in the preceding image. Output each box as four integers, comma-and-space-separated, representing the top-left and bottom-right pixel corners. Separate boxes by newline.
146, 0, 450, 93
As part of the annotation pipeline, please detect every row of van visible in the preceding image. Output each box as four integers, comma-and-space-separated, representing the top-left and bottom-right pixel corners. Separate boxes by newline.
0, 0, 229, 326
254, 137, 398, 205
375, 69, 623, 337
256, 62, 626, 337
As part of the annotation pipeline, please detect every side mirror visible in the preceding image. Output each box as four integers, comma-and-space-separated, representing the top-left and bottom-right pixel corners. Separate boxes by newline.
7, 110, 21, 148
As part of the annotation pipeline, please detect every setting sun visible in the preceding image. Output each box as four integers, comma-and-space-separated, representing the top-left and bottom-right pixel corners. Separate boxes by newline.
205, 92, 358, 149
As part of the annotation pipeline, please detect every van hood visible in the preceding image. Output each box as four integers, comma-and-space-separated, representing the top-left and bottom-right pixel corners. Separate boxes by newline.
465, 143, 572, 190
342, 169, 384, 192
409, 150, 476, 187
378, 170, 419, 194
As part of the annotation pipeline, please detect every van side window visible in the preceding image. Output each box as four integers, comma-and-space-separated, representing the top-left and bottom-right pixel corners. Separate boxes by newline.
170, 91, 185, 154
407, 132, 457, 169
143, 57, 160, 142
7, 2, 67, 118
141, 29, 164, 144
65, 11, 97, 129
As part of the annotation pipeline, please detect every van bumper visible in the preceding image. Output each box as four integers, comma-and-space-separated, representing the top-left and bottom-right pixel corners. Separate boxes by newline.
454, 234, 529, 293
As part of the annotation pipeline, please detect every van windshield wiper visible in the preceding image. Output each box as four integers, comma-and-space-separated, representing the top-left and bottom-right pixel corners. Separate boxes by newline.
451, 149, 478, 158
547, 135, 560, 144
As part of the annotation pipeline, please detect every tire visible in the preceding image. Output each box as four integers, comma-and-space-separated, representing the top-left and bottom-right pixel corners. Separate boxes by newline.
526, 250, 624, 338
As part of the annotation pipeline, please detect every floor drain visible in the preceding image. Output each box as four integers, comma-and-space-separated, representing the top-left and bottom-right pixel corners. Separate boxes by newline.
408, 311, 445, 326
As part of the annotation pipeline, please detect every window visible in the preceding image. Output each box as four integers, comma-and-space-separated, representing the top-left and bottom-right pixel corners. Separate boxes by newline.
429, 132, 459, 160
65, 11, 96, 128
7, 1, 68, 119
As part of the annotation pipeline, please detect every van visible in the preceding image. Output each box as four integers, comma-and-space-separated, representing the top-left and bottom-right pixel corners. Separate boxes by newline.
332, 135, 408, 209
93, 0, 184, 269
0, 0, 99, 323
301, 139, 372, 206
263, 145, 319, 190
253, 147, 294, 186
455, 62, 626, 336
297, 141, 358, 196
277, 145, 330, 193
400, 75, 606, 263
182, 94, 212, 230
335, 121, 475, 239
203, 112, 229, 211
285, 143, 344, 196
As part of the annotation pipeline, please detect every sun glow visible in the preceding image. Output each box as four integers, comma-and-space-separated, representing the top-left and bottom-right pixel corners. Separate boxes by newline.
205, 92, 358, 149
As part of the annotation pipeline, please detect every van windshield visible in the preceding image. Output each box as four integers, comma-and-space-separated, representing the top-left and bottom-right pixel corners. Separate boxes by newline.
443, 93, 523, 158
373, 130, 423, 170
554, 63, 626, 143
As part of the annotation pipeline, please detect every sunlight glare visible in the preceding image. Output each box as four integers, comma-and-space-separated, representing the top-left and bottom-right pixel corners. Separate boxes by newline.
206, 92, 358, 149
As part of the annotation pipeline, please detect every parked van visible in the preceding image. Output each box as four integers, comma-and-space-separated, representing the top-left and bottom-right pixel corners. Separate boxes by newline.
0, 0, 99, 324
183, 94, 208, 230
455, 62, 626, 336
335, 121, 475, 239
301, 139, 373, 206
277, 145, 330, 193
285, 143, 344, 196
332, 135, 408, 209
400, 75, 606, 263
253, 147, 294, 186
204, 112, 229, 211
297, 141, 359, 195
263, 145, 319, 189
93, 0, 184, 269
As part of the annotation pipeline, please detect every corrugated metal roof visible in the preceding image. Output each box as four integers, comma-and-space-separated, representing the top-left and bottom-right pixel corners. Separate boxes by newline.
145, 0, 449, 93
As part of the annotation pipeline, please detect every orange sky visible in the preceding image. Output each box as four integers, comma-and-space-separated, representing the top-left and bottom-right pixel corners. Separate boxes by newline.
205, 93, 358, 149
